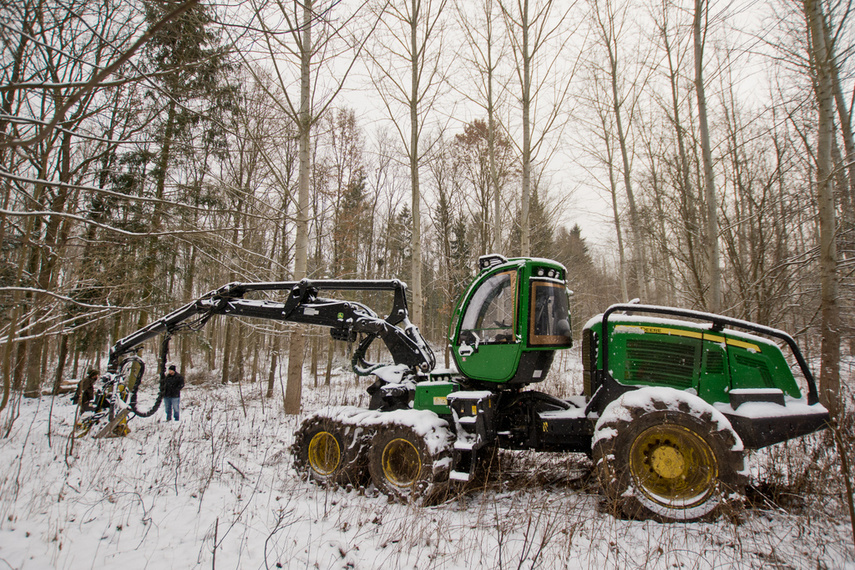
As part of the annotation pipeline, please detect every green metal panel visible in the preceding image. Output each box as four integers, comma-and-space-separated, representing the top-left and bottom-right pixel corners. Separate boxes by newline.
698, 341, 730, 402
724, 335, 801, 398
608, 327, 700, 389
413, 381, 456, 414
585, 316, 803, 405
456, 344, 522, 383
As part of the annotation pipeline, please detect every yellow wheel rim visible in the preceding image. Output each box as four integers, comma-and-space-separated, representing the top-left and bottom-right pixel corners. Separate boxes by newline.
381, 438, 421, 488
629, 423, 717, 507
307, 431, 341, 476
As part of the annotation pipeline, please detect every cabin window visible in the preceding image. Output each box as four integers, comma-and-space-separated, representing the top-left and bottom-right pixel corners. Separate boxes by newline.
460, 271, 517, 344
529, 281, 572, 346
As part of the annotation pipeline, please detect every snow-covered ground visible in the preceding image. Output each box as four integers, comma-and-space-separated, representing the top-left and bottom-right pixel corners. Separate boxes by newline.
0, 358, 853, 569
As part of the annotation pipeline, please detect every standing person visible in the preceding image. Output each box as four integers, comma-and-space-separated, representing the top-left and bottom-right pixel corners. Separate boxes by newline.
74, 368, 99, 412
162, 364, 185, 421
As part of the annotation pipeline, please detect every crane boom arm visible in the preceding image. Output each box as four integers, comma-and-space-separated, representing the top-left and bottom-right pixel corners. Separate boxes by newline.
107, 279, 435, 375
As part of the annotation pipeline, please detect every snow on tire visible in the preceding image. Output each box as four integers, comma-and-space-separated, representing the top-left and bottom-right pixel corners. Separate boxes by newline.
292, 409, 369, 488
367, 410, 453, 505
592, 387, 746, 522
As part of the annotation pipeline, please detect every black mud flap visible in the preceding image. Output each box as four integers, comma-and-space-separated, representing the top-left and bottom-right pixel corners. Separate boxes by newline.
724, 406, 830, 449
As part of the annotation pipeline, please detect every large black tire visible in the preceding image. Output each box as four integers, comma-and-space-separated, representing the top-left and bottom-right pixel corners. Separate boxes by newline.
292, 415, 367, 488
368, 423, 453, 504
592, 388, 746, 522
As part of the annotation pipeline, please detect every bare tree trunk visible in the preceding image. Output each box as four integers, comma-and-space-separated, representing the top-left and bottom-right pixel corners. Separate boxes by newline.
806, 0, 841, 417
270, 169, 290, 402
606, 131, 629, 301
72, 343, 79, 379
311, 335, 319, 388
266, 348, 278, 399
520, 0, 532, 256
824, 16, 855, 214
251, 331, 260, 383
284, 0, 313, 415
409, 0, 424, 326
825, 15, 855, 354
500, 0, 573, 257
0, 228, 15, 409
596, 0, 647, 301
208, 322, 217, 371
1, 303, 21, 412
13, 341, 26, 392
221, 320, 232, 385
234, 322, 245, 381
612, 87, 646, 300
659, 8, 704, 305
486, 6, 502, 253
325, 336, 333, 386
52, 334, 68, 395
180, 244, 196, 375
694, 0, 721, 312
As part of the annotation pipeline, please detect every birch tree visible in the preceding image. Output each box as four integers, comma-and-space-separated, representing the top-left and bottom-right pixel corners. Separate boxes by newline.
242, 0, 373, 413
499, 0, 579, 256
694, 0, 721, 312
805, 0, 841, 417
652, 0, 706, 306
457, 0, 509, 251
366, 0, 450, 327
587, 0, 650, 300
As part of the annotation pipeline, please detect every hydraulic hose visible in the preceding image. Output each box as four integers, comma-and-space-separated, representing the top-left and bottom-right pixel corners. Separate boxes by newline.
124, 336, 168, 418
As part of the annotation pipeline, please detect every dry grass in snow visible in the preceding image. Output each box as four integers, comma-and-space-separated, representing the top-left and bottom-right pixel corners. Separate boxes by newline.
0, 357, 853, 569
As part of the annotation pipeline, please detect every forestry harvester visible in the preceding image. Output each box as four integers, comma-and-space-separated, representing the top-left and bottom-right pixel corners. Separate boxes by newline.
89, 254, 829, 521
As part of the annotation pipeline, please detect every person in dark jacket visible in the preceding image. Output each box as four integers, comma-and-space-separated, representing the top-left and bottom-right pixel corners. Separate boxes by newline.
162, 364, 185, 421
74, 368, 99, 412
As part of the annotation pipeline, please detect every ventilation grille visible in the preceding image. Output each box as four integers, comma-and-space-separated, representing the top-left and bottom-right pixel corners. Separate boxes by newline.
582, 329, 592, 396
624, 338, 696, 388
734, 353, 773, 387
705, 350, 726, 374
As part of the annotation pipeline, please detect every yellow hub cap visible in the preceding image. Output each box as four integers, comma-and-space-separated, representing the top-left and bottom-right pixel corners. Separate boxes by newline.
650, 444, 686, 479
629, 424, 717, 506
308, 431, 341, 476
381, 438, 421, 488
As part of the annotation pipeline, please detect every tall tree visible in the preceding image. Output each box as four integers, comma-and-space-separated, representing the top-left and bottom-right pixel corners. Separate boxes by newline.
288, 0, 313, 414
367, 0, 450, 327
653, 0, 705, 306
500, 0, 579, 256
453, 119, 515, 256
457, 0, 509, 251
587, 0, 649, 301
135, 0, 233, 328
805, 0, 841, 417
326, 108, 367, 277
427, 133, 469, 363
693, 0, 721, 312
244, 0, 373, 413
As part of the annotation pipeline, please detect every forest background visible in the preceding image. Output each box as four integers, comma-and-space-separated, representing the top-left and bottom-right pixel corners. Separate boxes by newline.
1, 0, 854, 420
